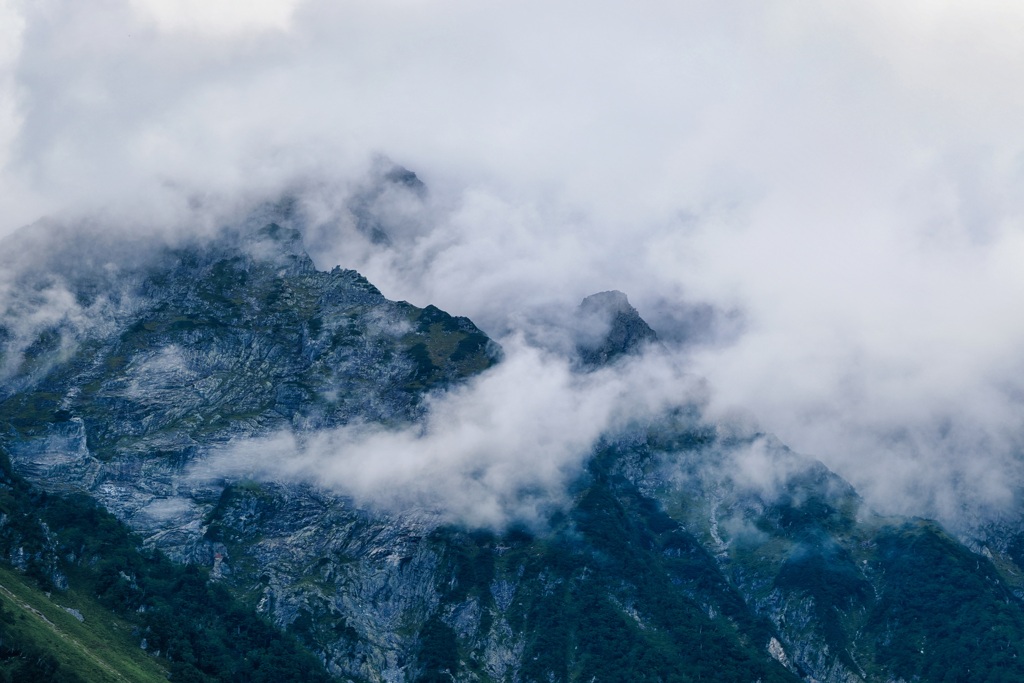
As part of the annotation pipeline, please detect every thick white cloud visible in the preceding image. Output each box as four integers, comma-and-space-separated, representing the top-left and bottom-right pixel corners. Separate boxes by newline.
3, 0, 1024, 529
128, 0, 300, 36
193, 339, 698, 528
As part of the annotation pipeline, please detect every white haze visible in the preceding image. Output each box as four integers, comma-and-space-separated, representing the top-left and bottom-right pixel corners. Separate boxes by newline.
193, 340, 698, 528
3, 1, 1024, 530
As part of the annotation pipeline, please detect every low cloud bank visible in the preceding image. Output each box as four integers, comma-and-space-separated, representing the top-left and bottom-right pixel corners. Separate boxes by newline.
192, 337, 700, 528
291, 161, 1024, 534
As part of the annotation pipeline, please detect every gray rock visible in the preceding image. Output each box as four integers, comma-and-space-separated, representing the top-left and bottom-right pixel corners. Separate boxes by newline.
574, 290, 658, 367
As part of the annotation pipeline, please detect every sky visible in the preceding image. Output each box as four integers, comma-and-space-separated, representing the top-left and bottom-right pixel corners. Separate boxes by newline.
3, 0, 1024, 530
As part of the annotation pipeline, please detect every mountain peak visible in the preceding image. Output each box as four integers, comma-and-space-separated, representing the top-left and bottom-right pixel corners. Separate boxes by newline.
575, 290, 658, 367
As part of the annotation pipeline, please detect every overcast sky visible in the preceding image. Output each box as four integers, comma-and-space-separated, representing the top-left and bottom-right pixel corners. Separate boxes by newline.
3, 0, 1024, 528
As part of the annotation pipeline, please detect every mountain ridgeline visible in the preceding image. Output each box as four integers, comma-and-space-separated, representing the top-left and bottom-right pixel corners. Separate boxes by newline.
2, 184, 1024, 682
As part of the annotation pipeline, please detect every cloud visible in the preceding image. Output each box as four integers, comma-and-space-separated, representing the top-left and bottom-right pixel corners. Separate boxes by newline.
0, 220, 151, 388
2, 1, 1024, 532
128, 0, 300, 36
191, 338, 700, 528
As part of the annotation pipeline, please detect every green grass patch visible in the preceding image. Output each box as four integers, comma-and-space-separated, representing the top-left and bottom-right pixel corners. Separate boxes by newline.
0, 564, 168, 683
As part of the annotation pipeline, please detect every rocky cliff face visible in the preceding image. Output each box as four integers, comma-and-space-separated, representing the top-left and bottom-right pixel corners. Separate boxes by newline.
2, 198, 1024, 683
574, 290, 658, 368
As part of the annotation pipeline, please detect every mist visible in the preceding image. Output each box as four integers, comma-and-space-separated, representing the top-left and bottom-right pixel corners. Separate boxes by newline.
3, 0, 1024, 532
192, 339, 698, 529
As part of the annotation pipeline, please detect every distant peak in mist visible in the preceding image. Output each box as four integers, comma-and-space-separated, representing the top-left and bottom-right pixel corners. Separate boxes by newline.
580, 290, 633, 314
575, 290, 659, 368
381, 165, 427, 195
347, 161, 429, 246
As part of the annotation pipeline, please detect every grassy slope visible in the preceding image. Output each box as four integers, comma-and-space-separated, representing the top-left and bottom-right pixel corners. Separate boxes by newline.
0, 564, 168, 683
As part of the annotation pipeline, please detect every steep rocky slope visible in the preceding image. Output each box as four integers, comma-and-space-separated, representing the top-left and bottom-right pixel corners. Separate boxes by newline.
1, 194, 1024, 682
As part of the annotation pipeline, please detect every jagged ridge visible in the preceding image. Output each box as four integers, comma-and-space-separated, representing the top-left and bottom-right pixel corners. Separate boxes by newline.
1, 205, 1024, 683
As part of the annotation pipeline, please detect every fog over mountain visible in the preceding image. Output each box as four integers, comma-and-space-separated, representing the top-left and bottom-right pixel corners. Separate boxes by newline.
3, 0, 1024, 534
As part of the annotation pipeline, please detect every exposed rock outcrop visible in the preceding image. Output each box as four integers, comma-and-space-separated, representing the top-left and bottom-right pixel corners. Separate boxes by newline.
575, 290, 658, 367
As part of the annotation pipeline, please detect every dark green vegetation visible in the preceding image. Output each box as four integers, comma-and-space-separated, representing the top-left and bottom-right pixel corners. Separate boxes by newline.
405, 445, 802, 683
404, 304, 496, 389
0, 561, 168, 683
869, 523, 1024, 682
675, 439, 1024, 683
400, 426, 1024, 683
0, 446, 335, 683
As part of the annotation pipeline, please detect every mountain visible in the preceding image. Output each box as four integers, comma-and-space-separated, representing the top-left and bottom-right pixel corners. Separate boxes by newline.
1, 188, 1024, 682
574, 290, 658, 367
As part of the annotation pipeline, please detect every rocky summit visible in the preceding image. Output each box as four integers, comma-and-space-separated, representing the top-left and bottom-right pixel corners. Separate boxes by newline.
574, 290, 658, 368
1, 202, 1024, 683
